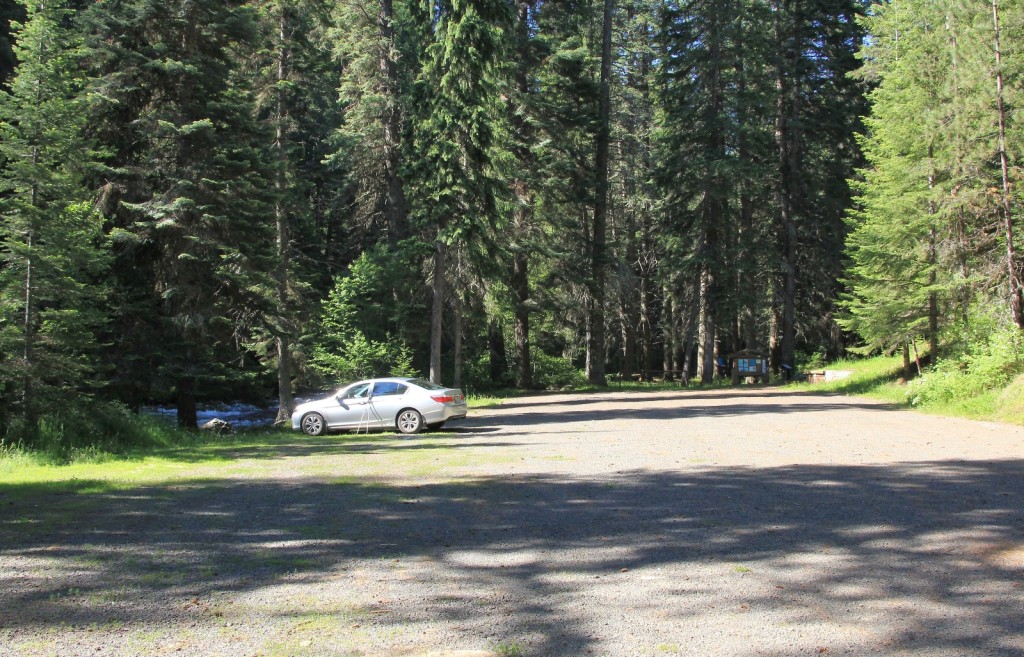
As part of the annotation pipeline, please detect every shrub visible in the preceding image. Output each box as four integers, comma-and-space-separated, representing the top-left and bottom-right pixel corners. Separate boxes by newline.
532, 351, 586, 389
310, 331, 415, 386
906, 327, 1023, 407
995, 373, 1024, 425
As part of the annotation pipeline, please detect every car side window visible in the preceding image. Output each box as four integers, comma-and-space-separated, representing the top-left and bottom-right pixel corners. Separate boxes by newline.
372, 382, 407, 397
346, 383, 371, 399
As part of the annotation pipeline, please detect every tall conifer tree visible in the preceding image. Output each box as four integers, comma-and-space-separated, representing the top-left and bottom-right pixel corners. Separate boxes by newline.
0, 0, 106, 437
84, 0, 274, 427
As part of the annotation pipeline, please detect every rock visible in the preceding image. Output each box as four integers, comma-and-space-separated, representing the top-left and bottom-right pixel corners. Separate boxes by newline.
200, 418, 234, 435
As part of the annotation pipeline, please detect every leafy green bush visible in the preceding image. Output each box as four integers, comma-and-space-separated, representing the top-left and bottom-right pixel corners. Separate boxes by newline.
906, 327, 1023, 407
995, 374, 1024, 426
532, 351, 586, 389
310, 331, 415, 385
459, 352, 508, 393
309, 256, 419, 386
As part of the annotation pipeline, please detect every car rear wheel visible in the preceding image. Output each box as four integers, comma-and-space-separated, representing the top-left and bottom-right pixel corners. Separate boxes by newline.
301, 412, 326, 436
396, 409, 424, 435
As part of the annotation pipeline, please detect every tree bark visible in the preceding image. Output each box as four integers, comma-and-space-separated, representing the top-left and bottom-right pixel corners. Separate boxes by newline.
511, 247, 532, 388
22, 176, 37, 422
379, 0, 409, 242
698, 266, 716, 383
429, 240, 446, 384
510, 0, 534, 390
274, 4, 294, 426
619, 290, 635, 382
680, 285, 700, 386
586, 0, 613, 387
661, 289, 673, 380
176, 377, 197, 430
453, 304, 462, 389
992, 0, 1024, 328
773, 0, 798, 378
489, 319, 509, 384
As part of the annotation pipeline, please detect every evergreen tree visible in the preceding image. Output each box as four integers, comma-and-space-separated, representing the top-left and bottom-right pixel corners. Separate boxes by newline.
84, 0, 274, 427
845, 0, 1024, 354
251, 0, 340, 424
412, 0, 509, 384
0, 0, 106, 438
657, 0, 745, 383
331, 0, 425, 243
530, 0, 603, 374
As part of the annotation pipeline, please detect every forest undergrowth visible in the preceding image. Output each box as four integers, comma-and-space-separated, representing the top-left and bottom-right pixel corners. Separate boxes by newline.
807, 327, 1024, 427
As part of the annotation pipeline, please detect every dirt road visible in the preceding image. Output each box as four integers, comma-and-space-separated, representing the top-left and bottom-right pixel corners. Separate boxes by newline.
2, 388, 1023, 656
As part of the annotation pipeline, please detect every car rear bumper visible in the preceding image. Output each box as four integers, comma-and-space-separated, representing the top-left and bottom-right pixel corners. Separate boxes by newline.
423, 403, 467, 423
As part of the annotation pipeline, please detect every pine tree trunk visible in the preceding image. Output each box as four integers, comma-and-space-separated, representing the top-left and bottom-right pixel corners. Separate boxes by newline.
177, 377, 198, 430
680, 286, 700, 386
927, 148, 938, 357
21, 219, 34, 426
736, 29, 758, 352
453, 305, 462, 389
430, 240, 445, 384
511, 0, 533, 390
661, 290, 673, 381
379, 0, 408, 242
639, 268, 653, 381
774, 0, 798, 378
512, 249, 532, 388
586, 0, 613, 387
619, 293, 635, 382
489, 319, 509, 384
698, 267, 716, 383
769, 297, 781, 375
992, 0, 1024, 328
274, 5, 294, 427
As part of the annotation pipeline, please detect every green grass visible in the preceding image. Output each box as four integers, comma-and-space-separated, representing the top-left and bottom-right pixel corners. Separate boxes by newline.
0, 422, 523, 502
491, 640, 526, 657
995, 374, 1024, 424
787, 353, 1024, 427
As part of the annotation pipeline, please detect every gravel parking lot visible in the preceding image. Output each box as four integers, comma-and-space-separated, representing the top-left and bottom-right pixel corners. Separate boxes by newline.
2, 387, 1023, 657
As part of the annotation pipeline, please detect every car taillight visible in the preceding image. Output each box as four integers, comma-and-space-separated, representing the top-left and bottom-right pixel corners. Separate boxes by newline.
431, 395, 455, 403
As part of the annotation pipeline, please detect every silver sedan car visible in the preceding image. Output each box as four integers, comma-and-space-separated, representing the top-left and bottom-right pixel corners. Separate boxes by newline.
291, 377, 467, 436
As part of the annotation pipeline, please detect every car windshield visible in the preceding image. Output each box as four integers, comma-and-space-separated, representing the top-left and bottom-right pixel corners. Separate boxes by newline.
408, 378, 445, 391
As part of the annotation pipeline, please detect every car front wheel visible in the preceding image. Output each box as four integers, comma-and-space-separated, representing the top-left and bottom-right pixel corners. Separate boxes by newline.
301, 412, 326, 436
396, 409, 424, 435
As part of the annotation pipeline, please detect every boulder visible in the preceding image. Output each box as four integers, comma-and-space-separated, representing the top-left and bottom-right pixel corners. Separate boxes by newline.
200, 418, 234, 435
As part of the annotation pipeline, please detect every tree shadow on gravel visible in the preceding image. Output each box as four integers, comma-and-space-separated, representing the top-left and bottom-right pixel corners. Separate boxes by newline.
487, 386, 891, 411
130, 432, 513, 464
472, 399, 894, 427
1, 461, 1023, 656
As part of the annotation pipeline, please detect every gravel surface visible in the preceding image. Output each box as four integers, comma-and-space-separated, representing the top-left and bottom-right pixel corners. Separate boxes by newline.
2, 387, 1023, 657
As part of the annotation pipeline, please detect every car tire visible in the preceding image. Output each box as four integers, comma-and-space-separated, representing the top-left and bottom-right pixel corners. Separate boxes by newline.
301, 412, 326, 436
396, 409, 424, 435
426, 421, 446, 431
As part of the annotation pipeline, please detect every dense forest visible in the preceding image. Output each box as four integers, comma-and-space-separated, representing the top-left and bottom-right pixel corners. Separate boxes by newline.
0, 0, 1021, 441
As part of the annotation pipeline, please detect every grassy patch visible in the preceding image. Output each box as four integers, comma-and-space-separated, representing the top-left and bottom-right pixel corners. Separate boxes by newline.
995, 374, 1024, 426
491, 640, 526, 657
788, 354, 906, 396
789, 350, 1024, 426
